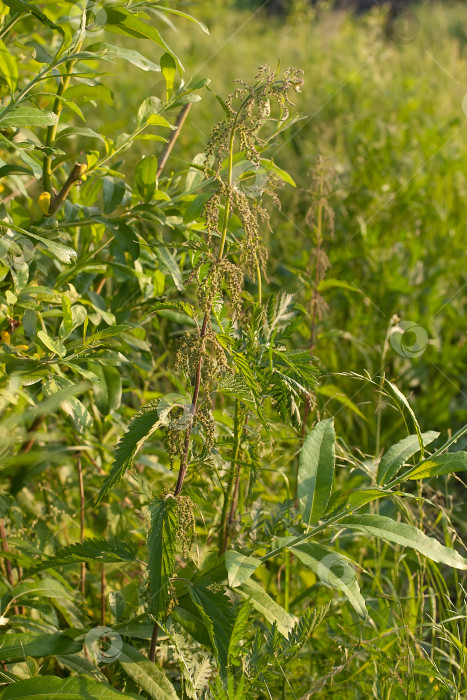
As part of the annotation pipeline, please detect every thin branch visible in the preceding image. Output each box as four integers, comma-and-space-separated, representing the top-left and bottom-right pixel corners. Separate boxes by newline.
149, 622, 159, 662
156, 103, 192, 179
48, 163, 86, 216
0, 519, 19, 616
77, 457, 85, 598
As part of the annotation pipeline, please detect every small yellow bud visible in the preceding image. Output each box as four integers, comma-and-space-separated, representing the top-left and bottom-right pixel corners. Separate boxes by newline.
16, 344, 29, 352
1, 331, 11, 344
38, 191, 51, 215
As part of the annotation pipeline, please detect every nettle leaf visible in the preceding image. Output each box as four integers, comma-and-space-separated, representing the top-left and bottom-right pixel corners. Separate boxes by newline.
281, 539, 368, 619
189, 581, 234, 672
225, 551, 261, 588
297, 418, 335, 526
0, 633, 81, 662
377, 431, 439, 485
238, 579, 296, 637
135, 156, 158, 202
228, 601, 253, 666
25, 538, 139, 576
405, 451, 467, 480
97, 400, 163, 503
279, 604, 329, 663
340, 514, 467, 570
0, 675, 138, 699
119, 642, 178, 700
147, 496, 178, 620
141, 301, 196, 322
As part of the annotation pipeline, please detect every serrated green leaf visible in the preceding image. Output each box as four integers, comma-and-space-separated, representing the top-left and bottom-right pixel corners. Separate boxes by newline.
24, 538, 139, 577
189, 582, 234, 672
141, 301, 195, 322
147, 496, 178, 619
97, 400, 163, 503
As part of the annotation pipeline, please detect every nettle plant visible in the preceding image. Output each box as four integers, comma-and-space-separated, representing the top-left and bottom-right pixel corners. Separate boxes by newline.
0, 2, 467, 699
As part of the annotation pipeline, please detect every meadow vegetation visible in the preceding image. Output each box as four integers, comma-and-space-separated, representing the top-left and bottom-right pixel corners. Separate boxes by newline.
0, 1, 466, 698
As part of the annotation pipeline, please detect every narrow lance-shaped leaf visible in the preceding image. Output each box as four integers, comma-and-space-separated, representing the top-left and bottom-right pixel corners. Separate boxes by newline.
238, 579, 296, 637
340, 514, 467, 570
385, 380, 424, 453
377, 430, 439, 485
405, 451, 467, 480
0, 675, 139, 699
97, 400, 163, 504
297, 418, 335, 526
0, 634, 82, 662
147, 496, 178, 619
118, 642, 178, 700
225, 550, 261, 588
0, 106, 58, 128
280, 539, 368, 619
135, 156, 158, 202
